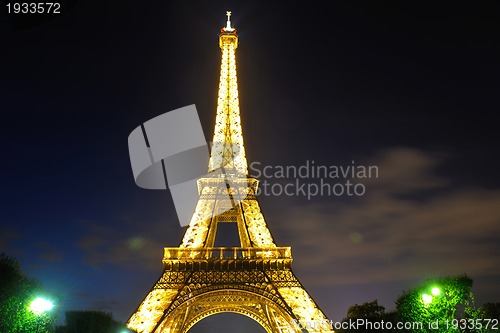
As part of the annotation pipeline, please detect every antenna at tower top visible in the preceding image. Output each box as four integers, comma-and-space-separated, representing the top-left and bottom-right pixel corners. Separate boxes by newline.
224, 10, 234, 32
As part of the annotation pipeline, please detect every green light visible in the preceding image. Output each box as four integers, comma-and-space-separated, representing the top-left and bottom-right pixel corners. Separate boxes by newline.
29, 297, 54, 316
422, 293, 433, 305
431, 287, 441, 296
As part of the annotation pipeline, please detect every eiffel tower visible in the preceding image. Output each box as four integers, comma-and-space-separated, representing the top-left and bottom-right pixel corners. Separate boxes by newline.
127, 12, 333, 333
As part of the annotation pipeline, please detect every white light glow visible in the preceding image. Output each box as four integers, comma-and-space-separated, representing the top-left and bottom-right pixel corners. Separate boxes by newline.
29, 297, 54, 315
422, 294, 433, 305
431, 287, 441, 296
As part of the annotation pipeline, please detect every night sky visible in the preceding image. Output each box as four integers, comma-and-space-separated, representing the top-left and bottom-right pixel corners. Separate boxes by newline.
1, 1, 499, 331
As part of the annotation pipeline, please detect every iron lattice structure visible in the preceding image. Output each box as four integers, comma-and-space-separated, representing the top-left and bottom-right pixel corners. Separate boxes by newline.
127, 13, 333, 333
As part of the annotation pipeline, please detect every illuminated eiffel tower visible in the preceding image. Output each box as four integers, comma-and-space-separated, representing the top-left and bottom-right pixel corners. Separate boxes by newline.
127, 12, 333, 333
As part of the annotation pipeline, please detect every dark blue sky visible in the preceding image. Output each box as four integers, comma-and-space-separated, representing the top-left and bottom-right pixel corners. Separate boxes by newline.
1, 1, 499, 330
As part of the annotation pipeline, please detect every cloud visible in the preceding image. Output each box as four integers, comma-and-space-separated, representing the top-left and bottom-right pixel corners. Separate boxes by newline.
0, 228, 63, 262
74, 147, 499, 305
362, 147, 450, 193
271, 147, 500, 287
77, 222, 164, 271
76, 214, 184, 271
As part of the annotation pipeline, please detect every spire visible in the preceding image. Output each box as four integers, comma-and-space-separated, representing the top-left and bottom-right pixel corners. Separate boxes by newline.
207, 11, 248, 176
224, 10, 234, 32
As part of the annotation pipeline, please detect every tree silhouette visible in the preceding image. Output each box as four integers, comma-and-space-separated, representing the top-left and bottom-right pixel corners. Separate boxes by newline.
338, 300, 397, 332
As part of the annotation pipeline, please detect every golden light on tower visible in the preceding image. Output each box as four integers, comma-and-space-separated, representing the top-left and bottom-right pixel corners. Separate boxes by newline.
208, 10, 247, 176
127, 12, 333, 333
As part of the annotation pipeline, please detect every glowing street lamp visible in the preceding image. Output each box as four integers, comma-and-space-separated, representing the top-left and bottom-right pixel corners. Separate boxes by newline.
422, 293, 433, 305
431, 287, 441, 296
29, 297, 54, 333
422, 287, 441, 306
29, 297, 54, 316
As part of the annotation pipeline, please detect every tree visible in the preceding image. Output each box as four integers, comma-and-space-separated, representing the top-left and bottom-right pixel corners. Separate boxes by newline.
481, 303, 500, 321
0, 253, 57, 333
338, 300, 397, 332
346, 300, 385, 319
395, 274, 482, 333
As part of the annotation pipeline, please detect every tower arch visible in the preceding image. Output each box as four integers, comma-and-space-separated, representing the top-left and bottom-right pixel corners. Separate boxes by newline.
154, 289, 301, 333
